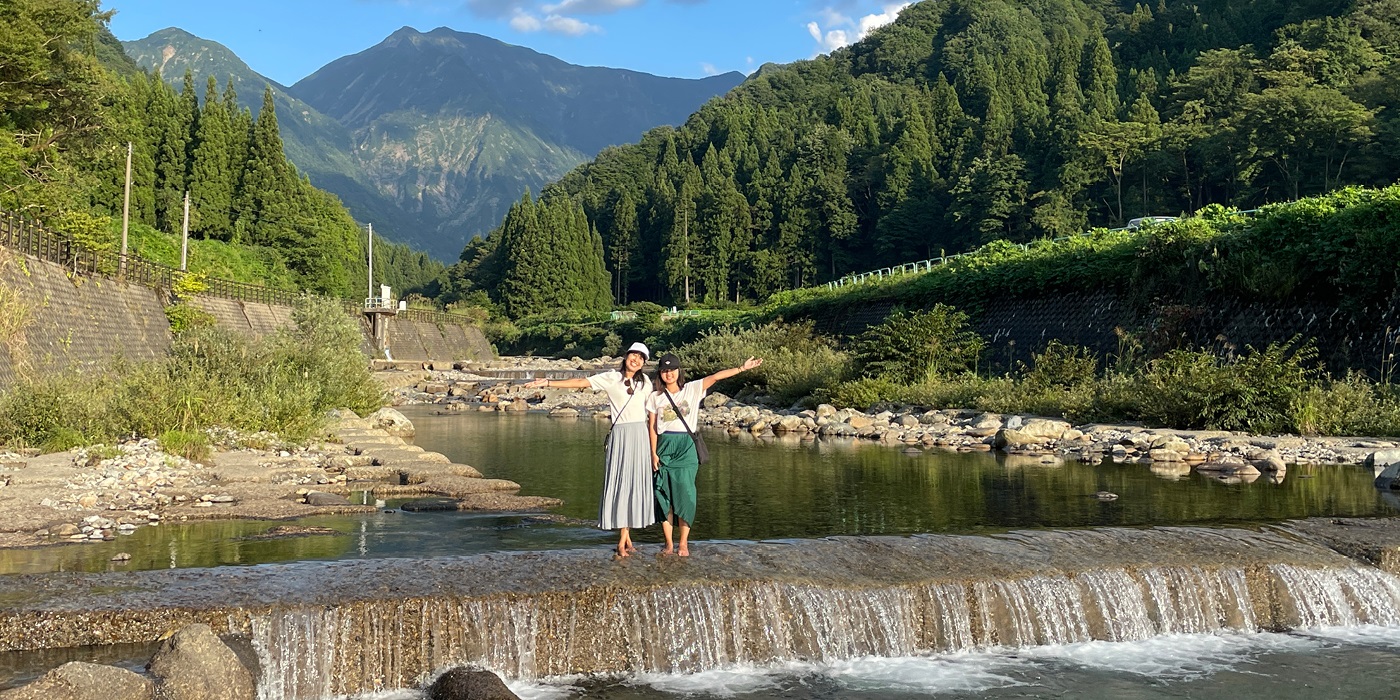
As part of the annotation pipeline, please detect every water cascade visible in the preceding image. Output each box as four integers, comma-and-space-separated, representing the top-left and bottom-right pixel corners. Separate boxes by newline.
3, 523, 1399, 699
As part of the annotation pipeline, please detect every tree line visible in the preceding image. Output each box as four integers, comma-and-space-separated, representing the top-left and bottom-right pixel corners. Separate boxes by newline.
1, 0, 442, 298
442, 0, 1400, 315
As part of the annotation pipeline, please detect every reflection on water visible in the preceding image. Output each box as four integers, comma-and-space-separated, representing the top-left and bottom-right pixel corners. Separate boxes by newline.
406, 408, 1394, 541
0, 408, 1391, 575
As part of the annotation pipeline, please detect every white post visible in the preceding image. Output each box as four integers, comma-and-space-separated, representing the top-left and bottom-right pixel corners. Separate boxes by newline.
180, 191, 190, 271
367, 222, 373, 305
120, 141, 131, 276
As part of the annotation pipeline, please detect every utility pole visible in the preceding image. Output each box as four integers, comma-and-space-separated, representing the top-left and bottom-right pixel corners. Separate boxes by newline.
366, 222, 373, 305
120, 141, 131, 277
683, 209, 691, 304
180, 191, 190, 271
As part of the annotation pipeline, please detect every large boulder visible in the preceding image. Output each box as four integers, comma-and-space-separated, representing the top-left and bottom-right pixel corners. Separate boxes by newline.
366, 407, 415, 438
0, 661, 153, 700
426, 668, 520, 700
993, 428, 1051, 450
147, 624, 255, 700
1018, 418, 1073, 440
1368, 449, 1400, 488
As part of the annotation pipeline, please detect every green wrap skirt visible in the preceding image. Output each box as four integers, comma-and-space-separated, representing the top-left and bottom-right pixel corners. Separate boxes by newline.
654, 432, 699, 524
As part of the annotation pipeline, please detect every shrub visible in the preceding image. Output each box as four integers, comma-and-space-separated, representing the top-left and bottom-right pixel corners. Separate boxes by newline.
851, 305, 985, 383
158, 429, 211, 463
1127, 341, 1315, 433
1023, 341, 1098, 389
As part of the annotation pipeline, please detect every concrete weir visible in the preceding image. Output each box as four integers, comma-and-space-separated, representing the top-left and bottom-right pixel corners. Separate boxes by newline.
3, 521, 1400, 698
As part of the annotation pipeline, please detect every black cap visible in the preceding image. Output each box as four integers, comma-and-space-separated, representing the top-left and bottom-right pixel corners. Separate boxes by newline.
657, 353, 682, 371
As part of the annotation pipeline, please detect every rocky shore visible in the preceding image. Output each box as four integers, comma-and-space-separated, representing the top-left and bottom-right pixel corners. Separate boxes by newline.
385, 356, 1400, 480
0, 405, 559, 550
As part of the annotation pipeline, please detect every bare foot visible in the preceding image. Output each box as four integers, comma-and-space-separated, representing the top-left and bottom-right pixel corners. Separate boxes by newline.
658, 546, 675, 556
625, 543, 637, 553
678, 545, 690, 557
613, 546, 630, 559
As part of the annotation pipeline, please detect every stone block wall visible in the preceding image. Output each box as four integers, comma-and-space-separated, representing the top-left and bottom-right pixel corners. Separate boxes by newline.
188, 296, 294, 337
0, 254, 171, 387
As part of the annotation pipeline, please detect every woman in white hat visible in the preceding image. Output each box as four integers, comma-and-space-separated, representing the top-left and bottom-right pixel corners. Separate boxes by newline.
524, 342, 655, 557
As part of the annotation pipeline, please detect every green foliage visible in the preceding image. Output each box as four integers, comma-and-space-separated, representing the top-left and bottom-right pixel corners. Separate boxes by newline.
483, 0, 1400, 314
770, 185, 1400, 323
158, 429, 210, 463
0, 297, 382, 449
851, 306, 985, 383
1023, 340, 1099, 389
163, 302, 215, 334
671, 321, 852, 404
495, 192, 612, 318
1126, 341, 1317, 433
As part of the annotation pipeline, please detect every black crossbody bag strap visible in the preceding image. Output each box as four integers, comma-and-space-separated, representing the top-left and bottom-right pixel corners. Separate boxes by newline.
604, 376, 640, 445
662, 389, 698, 442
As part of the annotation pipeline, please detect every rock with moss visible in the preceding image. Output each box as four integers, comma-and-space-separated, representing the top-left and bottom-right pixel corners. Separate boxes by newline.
0, 661, 153, 700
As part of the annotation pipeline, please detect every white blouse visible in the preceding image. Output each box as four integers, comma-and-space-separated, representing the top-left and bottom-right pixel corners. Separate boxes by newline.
587, 370, 652, 424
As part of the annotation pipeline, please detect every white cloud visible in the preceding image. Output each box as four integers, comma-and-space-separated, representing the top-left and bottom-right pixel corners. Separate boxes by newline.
807, 2, 909, 55
542, 0, 642, 13
701, 62, 720, 75
509, 11, 543, 31
543, 14, 602, 34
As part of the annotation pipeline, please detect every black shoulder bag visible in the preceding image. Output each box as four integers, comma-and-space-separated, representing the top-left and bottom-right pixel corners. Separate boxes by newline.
662, 389, 710, 465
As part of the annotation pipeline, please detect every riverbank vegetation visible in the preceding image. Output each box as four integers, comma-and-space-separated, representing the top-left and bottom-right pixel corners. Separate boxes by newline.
669, 315, 1400, 437
0, 297, 382, 451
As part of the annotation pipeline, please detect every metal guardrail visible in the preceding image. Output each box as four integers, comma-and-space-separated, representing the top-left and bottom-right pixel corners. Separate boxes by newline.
823, 210, 1260, 291
0, 211, 477, 329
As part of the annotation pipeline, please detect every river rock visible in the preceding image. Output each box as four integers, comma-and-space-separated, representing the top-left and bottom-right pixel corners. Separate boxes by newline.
1248, 449, 1287, 472
993, 428, 1050, 449
147, 624, 255, 700
1018, 418, 1073, 440
548, 407, 580, 418
304, 491, 352, 506
774, 415, 805, 433
426, 667, 520, 700
702, 393, 730, 409
367, 408, 416, 438
401, 497, 463, 512
503, 398, 529, 413
0, 661, 154, 700
846, 414, 874, 430
815, 404, 837, 419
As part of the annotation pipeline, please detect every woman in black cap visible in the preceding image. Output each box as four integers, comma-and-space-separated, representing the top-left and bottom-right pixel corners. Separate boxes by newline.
524, 342, 655, 557
647, 353, 762, 556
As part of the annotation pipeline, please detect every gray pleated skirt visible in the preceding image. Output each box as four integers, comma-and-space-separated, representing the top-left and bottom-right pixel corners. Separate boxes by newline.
599, 421, 657, 530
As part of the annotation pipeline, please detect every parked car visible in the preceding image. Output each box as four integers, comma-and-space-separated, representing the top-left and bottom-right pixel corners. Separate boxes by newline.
1126, 216, 1177, 229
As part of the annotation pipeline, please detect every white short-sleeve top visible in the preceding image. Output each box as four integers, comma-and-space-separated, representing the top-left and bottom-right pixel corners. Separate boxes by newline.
588, 370, 652, 424
646, 381, 706, 434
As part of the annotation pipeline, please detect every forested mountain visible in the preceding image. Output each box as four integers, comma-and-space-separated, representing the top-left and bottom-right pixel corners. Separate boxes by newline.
121, 29, 410, 255
455, 0, 1400, 312
124, 27, 744, 261
1, 1, 442, 298
287, 27, 744, 260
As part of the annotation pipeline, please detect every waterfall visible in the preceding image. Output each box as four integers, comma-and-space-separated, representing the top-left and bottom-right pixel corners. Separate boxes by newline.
249, 563, 1400, 698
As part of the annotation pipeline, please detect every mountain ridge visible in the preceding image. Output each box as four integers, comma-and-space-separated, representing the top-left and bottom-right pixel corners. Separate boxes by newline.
125, 26, 744, 260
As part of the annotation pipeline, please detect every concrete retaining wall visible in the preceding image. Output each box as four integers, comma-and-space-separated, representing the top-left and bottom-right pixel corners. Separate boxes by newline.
807, 289, 1400, 375
386, 318, 493, 363
0, 254, 171, 387
0, 253, 494, 387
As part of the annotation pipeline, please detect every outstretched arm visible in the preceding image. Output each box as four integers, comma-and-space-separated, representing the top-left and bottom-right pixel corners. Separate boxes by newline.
702, 357, 763, 391
522, 377, 592, 390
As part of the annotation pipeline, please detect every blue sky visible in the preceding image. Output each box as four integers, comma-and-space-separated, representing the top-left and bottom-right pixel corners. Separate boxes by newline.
107, 0, 912, 85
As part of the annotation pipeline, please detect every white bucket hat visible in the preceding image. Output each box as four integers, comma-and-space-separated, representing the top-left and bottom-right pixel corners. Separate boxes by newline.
626, 342, 651, 360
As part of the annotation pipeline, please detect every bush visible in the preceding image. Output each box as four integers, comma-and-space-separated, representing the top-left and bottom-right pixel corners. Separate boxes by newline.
1023, 340, 1098, 389
1126, 341, 1315, 433
158, 429, 211, 463
851, 305, 985, 383
0, 297, 383, 449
